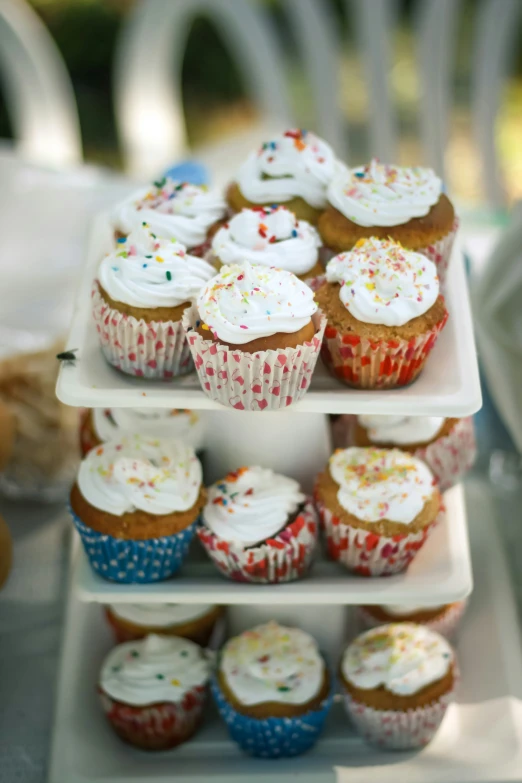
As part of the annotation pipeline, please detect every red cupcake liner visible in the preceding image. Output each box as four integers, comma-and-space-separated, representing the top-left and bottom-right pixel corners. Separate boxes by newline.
356, 599, 468, 640
318, 308, 448, 389
417, 218, 459, 288
182, 306, 326, 411
315, 496, 443, 577
197, 499, 318, 583
414, 417, 476, 492
343, 681, 456, 750
92, 283, 193, 379
99, 684, 206, 750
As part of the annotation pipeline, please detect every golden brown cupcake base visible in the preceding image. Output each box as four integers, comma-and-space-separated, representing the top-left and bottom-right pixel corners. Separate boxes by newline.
354, 418, 459, 452
226, 182, 323, 225
105, 605, 225, 646
98, 283, 189, 324
318, 194, 455, 255
218, 666, 330, 719
360, 603, 457, 626
315, 468, 441, 538
70, 482, 206, 540
196, 318, 316, 353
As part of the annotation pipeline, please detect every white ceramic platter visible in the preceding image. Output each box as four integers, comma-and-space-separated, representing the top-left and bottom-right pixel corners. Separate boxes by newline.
49, 480, 522, 783
55, 214, 482, 416
73, 484, 472, 605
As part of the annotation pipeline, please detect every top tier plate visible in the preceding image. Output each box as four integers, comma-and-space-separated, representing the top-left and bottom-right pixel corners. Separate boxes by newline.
56, 213, 482, 415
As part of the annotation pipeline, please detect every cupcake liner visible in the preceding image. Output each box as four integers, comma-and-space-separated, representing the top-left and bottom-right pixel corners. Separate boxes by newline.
210, 671, 335, 758
92, 283, 193, 379
79, 409, 98, 457
182, 306, 326, 411
343, 684, 455, 750
414, 417, 476, 492
318, 306, 448, 389
197, 500, 318, 583
356, 599, 467, 640
315, 497, 443, 577
417, 218, 459, 288
70, 507, 197, 583
99, 684, 206, 750
105, 606, 226, 647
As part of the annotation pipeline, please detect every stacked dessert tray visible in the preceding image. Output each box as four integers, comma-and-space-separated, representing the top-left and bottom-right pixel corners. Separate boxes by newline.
50, 217, 522, 782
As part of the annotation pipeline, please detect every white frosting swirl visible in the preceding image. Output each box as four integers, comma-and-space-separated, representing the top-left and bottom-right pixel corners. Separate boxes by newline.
92, 408, 205, 451
381, 604, 444, 617
221, 622, 324, 706
211, 206, 321, 276
327, 159, 442, 227
342, 623, 453, 696
108, 603, 216, 627
325, 238, 439, 327
358, 415, 445, 445
98, 226, 216, 309
100, 634, 210, 706
197, 262, 317, 345
236, 129, 336, 209
329, 447, 435, 524
111, 178, 226, 248
77, 435, 202, 516
202, 466, 305, 547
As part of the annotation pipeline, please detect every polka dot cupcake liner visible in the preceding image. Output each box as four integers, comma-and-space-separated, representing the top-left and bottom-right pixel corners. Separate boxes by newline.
414, 416, 476, 492
197, 499, 319, 583
99, 684, 207, 750
315, 497, 443, 577
70, 508, 197, 584
92, 283, 193, 380
210, 672, 335, 758
356, 599, 468, 640
417, 218, 459, 289
318, 308, 448, 390
182, 306, 326, 411
343, 682, 456, 750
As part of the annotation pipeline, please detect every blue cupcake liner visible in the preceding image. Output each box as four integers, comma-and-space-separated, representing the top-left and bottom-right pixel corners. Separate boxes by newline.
210, 670, 335, 758
70, 506, 197, 584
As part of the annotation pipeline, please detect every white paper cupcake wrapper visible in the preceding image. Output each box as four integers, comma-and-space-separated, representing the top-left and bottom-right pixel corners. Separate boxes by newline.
356, 599, 468, 640
343, 684, 455, 749
316, 497, 443, 577
182, 306, 326, 410
92, 283, 193, 379
414, 417, 476, 492
417, 218, 459, 288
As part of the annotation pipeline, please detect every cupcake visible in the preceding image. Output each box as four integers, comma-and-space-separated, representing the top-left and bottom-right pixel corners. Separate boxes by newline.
356, 601, 467, 640
105, 603, 224, 646
353, 415, 476, 492
70, 435, 205, 583
315, 447, 442, 576
80, 407, 205, 457
211, 621, 334, 757
197, 466, 318, 583
227, 129, 337, 225
99, 633, 210, 750
210, 206, 323, 280
92, 225, 216, 378
315, 238, 448, 389
111, 178, 227, 256
318, 159, 458, 283
183, 262, 325, 410
340, 623, 457, 749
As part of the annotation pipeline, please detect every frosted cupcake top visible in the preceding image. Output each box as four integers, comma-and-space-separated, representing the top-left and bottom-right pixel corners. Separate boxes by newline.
342, 623, 453, 696
211, 206, 321, 276
109, 603, 216, 627
111, 178, 226, 248
98, 226, 216, 309
325, 238, 439, 327
78, 435, 202, 516
328, 447, 435, 524
197, 262, 317, 345
92, 408, 205, 451
236, 129, 336, 209
100, 634, 210, 706
380, 604, 444, 617
327, 159, 442, 227
221, 622, 324, 706
358, 415, 445, 445
202, 466, 305, 547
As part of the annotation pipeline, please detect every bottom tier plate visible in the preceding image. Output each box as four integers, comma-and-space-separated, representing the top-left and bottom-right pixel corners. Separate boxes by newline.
49, 480, 522, 783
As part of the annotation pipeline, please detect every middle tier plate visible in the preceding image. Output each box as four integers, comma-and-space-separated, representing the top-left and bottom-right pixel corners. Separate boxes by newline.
74, 484, 472, 605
